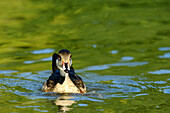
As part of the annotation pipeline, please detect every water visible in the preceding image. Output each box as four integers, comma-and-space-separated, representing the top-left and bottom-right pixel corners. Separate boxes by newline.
31, 49, 55, 54
0, 51, 169, 112
0, 0, 170, 113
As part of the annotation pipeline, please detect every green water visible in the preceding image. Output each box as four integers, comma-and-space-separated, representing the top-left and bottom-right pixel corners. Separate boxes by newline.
0, 0, 170, 112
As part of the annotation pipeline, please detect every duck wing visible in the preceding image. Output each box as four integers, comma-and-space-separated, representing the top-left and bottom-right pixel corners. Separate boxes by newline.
42, 71, 61, 92
69, 70, 86, 93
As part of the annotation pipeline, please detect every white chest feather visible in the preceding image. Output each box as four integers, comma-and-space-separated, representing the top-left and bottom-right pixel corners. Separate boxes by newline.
52, 74, 80, 93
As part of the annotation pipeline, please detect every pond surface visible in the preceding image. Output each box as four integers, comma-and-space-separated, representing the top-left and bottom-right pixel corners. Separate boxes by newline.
0, 0, 170, 113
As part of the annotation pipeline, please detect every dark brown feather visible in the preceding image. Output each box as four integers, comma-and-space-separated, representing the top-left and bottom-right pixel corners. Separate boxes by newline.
69, 70, 85, 92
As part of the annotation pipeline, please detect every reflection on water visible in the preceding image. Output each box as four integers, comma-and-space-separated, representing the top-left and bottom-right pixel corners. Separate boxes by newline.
1, 60, 169, 97
24, 61, 35, 64
148, 69, 170, 74
0, 48, 170, 112
24, 57, 52, 64
31, 48, 55, 54
87, 44, 104, 48
78, 104, 88, 106
121, 56, 134, 61
158, 47, 170, 51
110, 50, 119, 54
40, 57, 52, 61
76, 61, 148, 72
24, 49, 54, 64
0, 70, 18, 74
159, 52, 170, 58
54, 95, 76, 112
158, 47, 170, 58
0, 61, 169, 112
0, 0, 170, 112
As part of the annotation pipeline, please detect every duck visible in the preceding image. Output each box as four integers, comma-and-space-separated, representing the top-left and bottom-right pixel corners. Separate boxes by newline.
42, 49, 87, 93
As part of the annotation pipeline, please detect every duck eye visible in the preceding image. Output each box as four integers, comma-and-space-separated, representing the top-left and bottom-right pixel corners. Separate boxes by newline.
58, 55, 61, 60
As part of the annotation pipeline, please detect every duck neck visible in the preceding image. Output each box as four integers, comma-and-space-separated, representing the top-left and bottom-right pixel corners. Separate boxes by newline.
58, 71, 69, 84
59, 70, 69, 77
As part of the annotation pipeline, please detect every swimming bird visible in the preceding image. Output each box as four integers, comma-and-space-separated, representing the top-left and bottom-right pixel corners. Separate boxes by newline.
42, 49, 86, 93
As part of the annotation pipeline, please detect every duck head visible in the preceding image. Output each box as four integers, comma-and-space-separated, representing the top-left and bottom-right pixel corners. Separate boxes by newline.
56, 49, 72, 77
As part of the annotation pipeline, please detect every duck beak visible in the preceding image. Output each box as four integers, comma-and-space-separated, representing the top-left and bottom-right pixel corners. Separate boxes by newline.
61, 58, 70, 73
64, 62, 69, 73
56, 60, 70, 77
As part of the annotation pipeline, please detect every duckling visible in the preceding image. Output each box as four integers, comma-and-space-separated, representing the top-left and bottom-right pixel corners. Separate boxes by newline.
42, 49, 86, 93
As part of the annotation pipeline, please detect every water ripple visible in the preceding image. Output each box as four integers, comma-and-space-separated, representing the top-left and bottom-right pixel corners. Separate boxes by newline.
24, 57, 52, 64
163, 88, 170, 94
0, 61, 169, 112
0, 70, 18, 74
121, 56, 134, 61
31, 48, 55, 54
77, 61, 148, 72
24, 61, 35, 64
158, 47, 170, 51
159, 52, 170, 58
148, 69, 170, 74
110, 50, 118, 54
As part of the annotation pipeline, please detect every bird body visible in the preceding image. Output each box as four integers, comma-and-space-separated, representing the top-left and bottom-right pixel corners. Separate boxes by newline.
42, 49, 86, 93
53, 73, 81, 93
